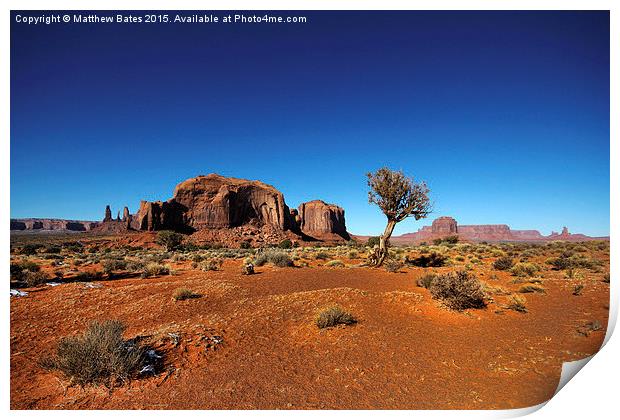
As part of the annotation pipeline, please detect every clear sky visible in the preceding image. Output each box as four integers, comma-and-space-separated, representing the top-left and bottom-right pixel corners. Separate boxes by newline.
10, 11, 610, 236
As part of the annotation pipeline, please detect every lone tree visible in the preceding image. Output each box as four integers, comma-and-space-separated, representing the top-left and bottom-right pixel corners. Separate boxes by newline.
367, 168, 431, 266
156, 230, 184, 251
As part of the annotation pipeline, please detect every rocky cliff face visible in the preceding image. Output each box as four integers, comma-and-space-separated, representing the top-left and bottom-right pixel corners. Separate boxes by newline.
298, 200, 349, 240
171, 174, 294, 231
120, 174, 349, 243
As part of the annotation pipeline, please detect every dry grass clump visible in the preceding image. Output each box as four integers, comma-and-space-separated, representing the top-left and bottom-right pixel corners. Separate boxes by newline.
41, 320, 146, 387
510, 262, 539, 277
200, 258, 223, 271
506, 294, 528, 313
572, 284, 585, 296
316, 306, 357, 329
241, 261, 255, 275
518, 284, 546, 294
10, 261, 48, 287
416, 273, 437, 289
173, 288, 201, 301
254, 250, 294, 267
492, 256, 514, 271
141, 263, 171, 278
406, 252, 447, 268
324, 259, 345, 268
384, 259, 403, 273
428, 271, 487, 311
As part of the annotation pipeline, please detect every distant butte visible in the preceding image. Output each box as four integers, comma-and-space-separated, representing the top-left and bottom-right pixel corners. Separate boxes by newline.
385, 216, 608, 243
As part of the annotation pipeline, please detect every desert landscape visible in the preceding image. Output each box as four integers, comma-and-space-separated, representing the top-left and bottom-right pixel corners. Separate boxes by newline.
9, 9, 610, 412
10, 174, 610, 409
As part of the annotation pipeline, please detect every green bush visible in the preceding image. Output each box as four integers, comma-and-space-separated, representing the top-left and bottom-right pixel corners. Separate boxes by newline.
367, 237, 380, 247
156, 231, 184, 251
239, 240, 252, 249
278, 239, 293, 249
429, 271, 487, 310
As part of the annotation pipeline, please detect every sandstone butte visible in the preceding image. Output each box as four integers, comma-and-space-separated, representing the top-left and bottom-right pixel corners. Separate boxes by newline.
387, 216, 608, 243
10, 175, 607, 244
79, 174, 349, 246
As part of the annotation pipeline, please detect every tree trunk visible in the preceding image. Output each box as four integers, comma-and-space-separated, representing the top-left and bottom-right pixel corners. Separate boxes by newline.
374, 219, 396, 267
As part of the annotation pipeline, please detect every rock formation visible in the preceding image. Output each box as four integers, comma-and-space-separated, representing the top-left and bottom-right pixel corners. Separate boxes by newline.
171, 174, 294, 231
10, 218, 98, 232
104, 205, 112, 222
11, 174, 351, 243
122, 174, 350, 243
298, 200, 349, 240
392, 216, 606, 243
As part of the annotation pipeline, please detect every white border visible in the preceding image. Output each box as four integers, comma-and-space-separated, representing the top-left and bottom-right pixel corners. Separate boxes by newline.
2, 2, 616, 419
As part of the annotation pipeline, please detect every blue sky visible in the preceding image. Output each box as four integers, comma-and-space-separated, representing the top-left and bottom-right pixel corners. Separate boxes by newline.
10, 11, 609, 236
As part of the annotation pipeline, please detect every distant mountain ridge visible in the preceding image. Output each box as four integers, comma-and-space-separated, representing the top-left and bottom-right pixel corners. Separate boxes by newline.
387, 216, 608, 243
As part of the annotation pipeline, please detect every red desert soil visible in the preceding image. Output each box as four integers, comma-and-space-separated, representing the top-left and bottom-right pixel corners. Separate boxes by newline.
11, 261, 608, 409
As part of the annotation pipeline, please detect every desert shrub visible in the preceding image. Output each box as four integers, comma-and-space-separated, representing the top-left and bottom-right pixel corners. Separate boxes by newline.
325, 259, 345, 268
239, 240, 252, 249
417, 273, 437, 289
367, 237, 380, 247
44, 245, 62, 254
428, 271, 487, 311
278, 239, 293, 249
572, 284, 585, 296
384, 259, 403, 273
173, 288, 200, 301
140, 263, 171, 278
41, 320, 146, 386
407, 252, 447, 268
73, 271, 104, 282
102, 258, 127, 277
156, 231, 184, 251
20, 244, 41, 255
455, 256, 465, 262
314, 252, 330, 260
493, 256, 514, 271
200, 258, 223, 271
347, 250, 359, 259
506, 295, 528, 313
254, 250, 294, 267
241, 262, 255, 275
315, 306, 357, 329
518, 284, 546, 294
63, 241, 85, 253
602, 273, 610, 283
510, 262, 539, 277
125, 260, 146, 273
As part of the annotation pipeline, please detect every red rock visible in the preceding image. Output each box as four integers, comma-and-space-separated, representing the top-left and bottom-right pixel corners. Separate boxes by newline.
298, 200, 349, 240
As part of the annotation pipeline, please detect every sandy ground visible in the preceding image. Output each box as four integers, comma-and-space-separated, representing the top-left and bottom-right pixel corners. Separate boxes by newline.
10, 258, 608, 410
